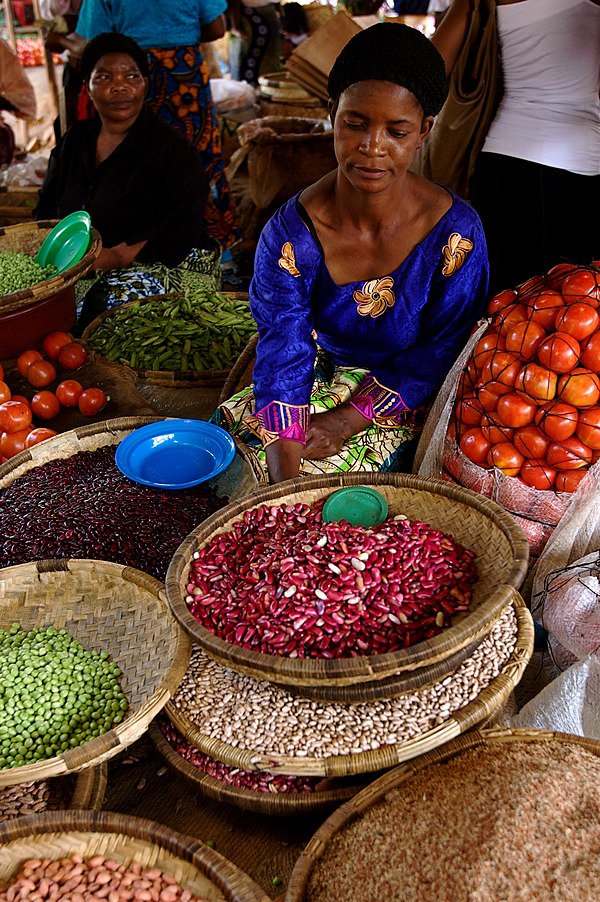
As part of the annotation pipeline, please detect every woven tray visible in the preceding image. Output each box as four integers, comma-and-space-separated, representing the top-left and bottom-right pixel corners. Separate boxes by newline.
0, 811, 269, 902
0, 764, 107, 822
0, 558, 192, 787
286, 727, 600, 901
166, 473, 529, 695
148, 721, 368, 818
81, 292, 252, 389
165, 597, 534, 777
0, 220, 102, 314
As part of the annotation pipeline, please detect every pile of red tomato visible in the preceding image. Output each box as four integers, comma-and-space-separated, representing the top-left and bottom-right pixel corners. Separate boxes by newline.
0, 331, 109, 462
454, 263, 600, 493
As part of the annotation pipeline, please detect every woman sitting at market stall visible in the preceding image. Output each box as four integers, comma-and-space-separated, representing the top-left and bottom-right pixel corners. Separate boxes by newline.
213, 23, 490, 484
34, 32, 216, 328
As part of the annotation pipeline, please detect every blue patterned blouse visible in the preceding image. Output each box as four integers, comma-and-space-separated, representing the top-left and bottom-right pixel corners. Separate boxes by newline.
250, 191, 489, 446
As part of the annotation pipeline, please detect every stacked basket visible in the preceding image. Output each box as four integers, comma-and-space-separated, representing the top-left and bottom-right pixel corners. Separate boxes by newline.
159, 473, 534, 815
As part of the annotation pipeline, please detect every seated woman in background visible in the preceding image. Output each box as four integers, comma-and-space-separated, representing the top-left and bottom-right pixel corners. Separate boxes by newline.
34, 32, 216, 328
213, 24, 490, 484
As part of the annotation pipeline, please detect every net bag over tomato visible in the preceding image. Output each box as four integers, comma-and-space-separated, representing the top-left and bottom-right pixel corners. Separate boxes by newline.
415, 262, 600, 565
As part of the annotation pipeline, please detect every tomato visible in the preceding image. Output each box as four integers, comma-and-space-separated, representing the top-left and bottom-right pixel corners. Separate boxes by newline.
31, 391, 60, 421
576, 407, 600, 450
0, 427, 32, 459
536, 331, 581, 374
58, 342, 88, 371
472, 332, 506, 372
505, 320, 546, 360
547, 436, 593, 471
24, 427, 58, 448
0, 381, 11, 404
493, 303, 528, 337
513, 425, 551, 460
458, 369, 476, 397
26, 359, 57, 389
477, 383, 508, 412
555, 303, 600, 341
580, 331, 600, 372
517, 363, 557, 403
545, 263, 578, 291
517, 274, 547, 302
481, 413, 514, 444
55, 379, 83, 408
42, 331, 73, 360
496, 392, 538, 428
558, 368, 600, 408
535, 401, 579, 441
16, 349, 42, 379
78, 387, 109, 416
459, 427, 492, 467
526, 290, 566, 331
519, 459, 557, 490
555, 470, 587, 493
0, 400, 33, 434
481, 351, 521, 388
562, 269, 600, 304
487, 288, 517, 316
10, 395, 30, 407
455, 394, 483, 427
487, 442, 524, 477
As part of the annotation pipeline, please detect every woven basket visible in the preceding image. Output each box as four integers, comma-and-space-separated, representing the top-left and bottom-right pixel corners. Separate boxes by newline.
0, 811, 269, 902
0, 559, 192, 787
0, 220, 102, 314
0, 765, 107, 823
148, 720, 368, 818
166, 474, 529, 694
165, 596, 534, 777
285, 726, 600, 901
81, 292, 252, 389
218, 333, 258, 405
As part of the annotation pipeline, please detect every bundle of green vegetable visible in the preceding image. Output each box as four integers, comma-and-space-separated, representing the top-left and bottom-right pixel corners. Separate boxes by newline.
0, 252, 57, 295
0, 623, 128, 769
86, 290, 256, 372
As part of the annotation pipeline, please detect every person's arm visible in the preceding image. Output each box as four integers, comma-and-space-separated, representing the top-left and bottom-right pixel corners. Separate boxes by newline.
430, 0, 472, 75
92, 240, 148, 271
201, 14, 226, 42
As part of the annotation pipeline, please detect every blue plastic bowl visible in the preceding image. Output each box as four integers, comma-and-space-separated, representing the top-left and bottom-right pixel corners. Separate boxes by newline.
115, 420, 236, 489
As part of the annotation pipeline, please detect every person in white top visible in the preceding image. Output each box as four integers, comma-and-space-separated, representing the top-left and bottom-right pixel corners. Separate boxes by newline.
433, 0, 600, 293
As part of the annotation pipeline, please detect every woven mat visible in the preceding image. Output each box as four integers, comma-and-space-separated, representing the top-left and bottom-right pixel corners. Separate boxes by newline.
102, 734, 320, 900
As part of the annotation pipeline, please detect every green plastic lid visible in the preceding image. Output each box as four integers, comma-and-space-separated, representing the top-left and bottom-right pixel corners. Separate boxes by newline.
35, 211, 92, 274
322, 487, 389, 527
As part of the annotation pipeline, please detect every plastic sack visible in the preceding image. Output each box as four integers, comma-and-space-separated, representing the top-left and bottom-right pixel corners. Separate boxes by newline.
209, 78, 256, 112
0, 154, 48, 187
510, 653, 600, 739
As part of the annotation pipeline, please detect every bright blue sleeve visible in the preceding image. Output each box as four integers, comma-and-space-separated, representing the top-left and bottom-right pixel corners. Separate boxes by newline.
76, 0, 113, 37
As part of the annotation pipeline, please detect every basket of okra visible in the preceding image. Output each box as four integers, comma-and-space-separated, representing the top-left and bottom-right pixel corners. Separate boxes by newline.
81, 290, 257, 388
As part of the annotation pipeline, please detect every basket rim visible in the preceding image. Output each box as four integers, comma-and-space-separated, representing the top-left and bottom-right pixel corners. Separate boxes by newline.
81, 291, 250, 387
0, 558, 192, 787
165, 472, 530, 686
0, 810, 269, 902
285, 725, 600, 901
165, 595, 534, 778
70, 761, 108, 812
148, 720, 366, 818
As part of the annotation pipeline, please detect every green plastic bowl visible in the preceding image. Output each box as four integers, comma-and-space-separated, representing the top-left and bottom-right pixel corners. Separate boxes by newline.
35, 211, 92, 274
322, 486, 389, 527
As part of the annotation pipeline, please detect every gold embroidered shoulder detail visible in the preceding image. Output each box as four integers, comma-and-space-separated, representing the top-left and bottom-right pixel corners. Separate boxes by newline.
278, 242, 300, 277
441, 232, 474, 276
353, 276, 395, 318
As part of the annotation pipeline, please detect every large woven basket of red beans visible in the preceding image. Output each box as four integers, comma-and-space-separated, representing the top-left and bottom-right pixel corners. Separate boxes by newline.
165, 473, 529, 701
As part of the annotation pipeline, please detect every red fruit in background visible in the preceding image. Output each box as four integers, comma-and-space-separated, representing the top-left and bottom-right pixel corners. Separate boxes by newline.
459, 427, 491, 466
0, 427, 32, 459
478, 382, 509, 412
482, 351, 521, 388
513, 425, 551, 460
558, 368, 600, 408
10, 395, 30, 407
55, 379, 83, 408
555, 470, 587, 493
481, 413, 513, 444
519, 459, 557, 490
536, 332, 581, 373
495, 303, 528, 337
31, 391, 60, 421
562, 269, 600, 304
546, 263, 578, 291
78, 387, 108, 416
496, 392, 538, 428
505, 320, 546, 360
526, 290, 565, 331
547, 436, 593, 471
517, 274, 547, 301
576, 407, 600, 450
58, 342, 88, 371
42, 331, 72, 360
27, 360, 57, 389
517, 363, 557, 403
487, 288, 517, 316
456, 394, 483, 427
24, 427, 58, 448
0, 400, 32, 434
0, 381, 11, 404
555, 303, 600, 341
580, 331, 600, 372
487, 442, 524, 477
16, 349, 42, 378
535, 401, 579, 441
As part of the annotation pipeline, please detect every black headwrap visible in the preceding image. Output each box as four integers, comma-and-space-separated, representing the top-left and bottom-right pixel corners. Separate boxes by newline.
327, 23, 448, 117
80, 32, 150, 82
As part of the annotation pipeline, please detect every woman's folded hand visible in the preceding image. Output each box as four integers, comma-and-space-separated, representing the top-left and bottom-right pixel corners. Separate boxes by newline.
303, 405, 371, 460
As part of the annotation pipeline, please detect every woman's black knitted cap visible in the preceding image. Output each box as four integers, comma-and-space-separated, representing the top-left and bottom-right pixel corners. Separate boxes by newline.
327, 23, 448, 117
80, 32, 150, 82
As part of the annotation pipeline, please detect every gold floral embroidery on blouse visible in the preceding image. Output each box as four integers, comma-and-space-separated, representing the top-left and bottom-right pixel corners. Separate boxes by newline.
441, 232, 474, 276
353, 276, 396, 318
278, 242, 300, 278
